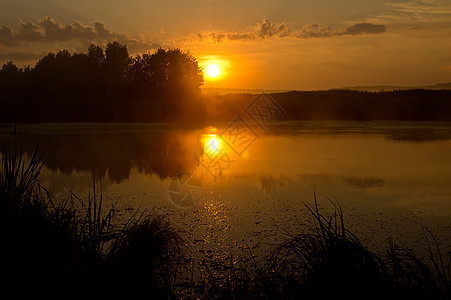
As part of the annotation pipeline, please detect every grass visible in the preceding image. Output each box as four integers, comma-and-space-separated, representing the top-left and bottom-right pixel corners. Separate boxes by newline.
266, 195, 392, 299
0, 146, 186, 298
1, 146, 449, 299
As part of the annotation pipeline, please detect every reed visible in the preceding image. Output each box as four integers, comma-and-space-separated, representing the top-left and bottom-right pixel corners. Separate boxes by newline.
0, 146, 186, 298
384, 229, 450, 299
191, 194, 450, 299
266, 195, 387, 297
0, 146, 81, 295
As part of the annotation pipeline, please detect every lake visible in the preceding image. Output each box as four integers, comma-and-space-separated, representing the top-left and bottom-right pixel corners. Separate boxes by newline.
1, 121, 451, 260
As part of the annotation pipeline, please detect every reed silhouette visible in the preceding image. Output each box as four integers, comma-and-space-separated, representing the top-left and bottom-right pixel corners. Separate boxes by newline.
0, 146, 187, 297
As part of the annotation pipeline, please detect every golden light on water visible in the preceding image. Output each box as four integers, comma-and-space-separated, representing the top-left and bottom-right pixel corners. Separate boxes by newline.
202, 127, 224, 158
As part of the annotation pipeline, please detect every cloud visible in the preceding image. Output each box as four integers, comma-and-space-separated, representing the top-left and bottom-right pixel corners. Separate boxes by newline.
0, 21, 42, 47
370, 0, 451, 28
295, 23, 335, 38
0, 51, 45, 63
256, 19, 291, 38
195, 19, 290, 43
193, 19, 386, 43
0, 17, 160, 51
386, 0, 451, 15
343, 23, 386, 35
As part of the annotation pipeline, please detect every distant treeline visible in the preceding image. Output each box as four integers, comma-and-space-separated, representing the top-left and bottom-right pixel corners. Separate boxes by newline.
202, 89, 451, 122
1, 42, 451, 122
267, 89, 451, 121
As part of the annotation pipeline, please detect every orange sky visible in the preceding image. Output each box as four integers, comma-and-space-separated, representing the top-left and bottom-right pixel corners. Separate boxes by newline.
1, 0, 450, 90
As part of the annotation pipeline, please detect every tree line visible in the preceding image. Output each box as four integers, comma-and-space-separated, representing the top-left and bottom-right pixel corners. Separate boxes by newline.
0, 41, 205, 122
203, 89, 451, 122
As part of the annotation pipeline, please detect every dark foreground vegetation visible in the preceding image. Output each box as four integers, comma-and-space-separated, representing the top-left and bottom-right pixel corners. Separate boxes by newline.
1, 41, 451, 122
1, 146, 450, 299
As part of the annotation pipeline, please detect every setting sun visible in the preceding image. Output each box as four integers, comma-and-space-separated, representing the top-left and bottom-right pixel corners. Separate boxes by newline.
198, 57, 231, 84
205, 63, 220, 79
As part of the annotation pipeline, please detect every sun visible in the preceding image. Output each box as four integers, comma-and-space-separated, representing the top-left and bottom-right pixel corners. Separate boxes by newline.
205, 63, 221, 79
199, 57, 230, 83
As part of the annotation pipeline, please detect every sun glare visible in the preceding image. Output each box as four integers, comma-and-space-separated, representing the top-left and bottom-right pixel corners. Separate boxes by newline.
206, 63, 220, 79
199, 56, 230, 84
199, 57, 230, 82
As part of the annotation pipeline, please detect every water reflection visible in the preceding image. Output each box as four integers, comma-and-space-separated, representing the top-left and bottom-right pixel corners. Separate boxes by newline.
1, 122, 451, 185
2, 124, 204, 183
344, 177, 384, 189
201, 126, 225, 159
2, 122, 451, 257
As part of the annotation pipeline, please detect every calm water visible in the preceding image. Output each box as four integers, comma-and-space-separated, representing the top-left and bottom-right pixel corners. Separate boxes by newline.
1, 121, 451, 259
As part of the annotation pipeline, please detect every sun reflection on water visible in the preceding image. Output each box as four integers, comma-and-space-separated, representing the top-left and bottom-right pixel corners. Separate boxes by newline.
201, 127, 224, 158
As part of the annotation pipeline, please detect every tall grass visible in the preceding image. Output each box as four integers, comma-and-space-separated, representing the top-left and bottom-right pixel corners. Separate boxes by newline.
0, 145, 45, 205
0, 146, 187, 298
0, 146, 80, 295
265, 195, 388, 298
188, 194, 450, 299
384, 229, 451, 299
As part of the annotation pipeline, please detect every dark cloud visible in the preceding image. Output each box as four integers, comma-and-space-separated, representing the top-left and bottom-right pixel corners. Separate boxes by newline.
194, 19, 386, 43
343, 23, 386, 35
196, 19, 291, 43
0, 17, 160, 51
295, 22, 386, 38
196, 31, 254, 43
296, 23, 335, 38
0, 21, 42, 46
256, 19, 291, 39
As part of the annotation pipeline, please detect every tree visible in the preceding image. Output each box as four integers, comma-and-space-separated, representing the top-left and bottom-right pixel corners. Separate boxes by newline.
33, 52, 56, 76
88, 44, 105, 68
127, 48, 203, 98
103, 41, 130, 92
1, 61, 19, 74
0, 61, 22, 94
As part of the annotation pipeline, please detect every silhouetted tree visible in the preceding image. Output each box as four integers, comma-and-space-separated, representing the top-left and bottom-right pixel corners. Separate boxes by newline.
87, 43, 105, 71
1, 61, 20, 84
0, 61, 23, 98
32, 52, 57, 92
127, 48, 203, 98
34, 52, 56, 72
103, 41, 130, 94
126, 52, 153, 96
1, 61, 19, 74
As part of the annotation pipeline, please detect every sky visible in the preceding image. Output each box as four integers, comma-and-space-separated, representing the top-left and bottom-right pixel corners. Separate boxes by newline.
1, 0, 450, 90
